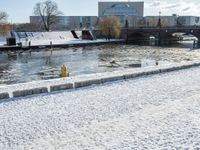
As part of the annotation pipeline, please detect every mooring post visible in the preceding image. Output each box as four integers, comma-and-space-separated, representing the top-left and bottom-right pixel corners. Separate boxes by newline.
198, 39, 200, 48
158, 36, 161, 46
50, 41, 53, 55
50, 41, 52, 49
28, 41, 31, 56
193, 40, 196, 49
29, 41, 31, 49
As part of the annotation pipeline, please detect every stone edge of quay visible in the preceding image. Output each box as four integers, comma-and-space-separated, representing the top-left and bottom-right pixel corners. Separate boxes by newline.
0, 61, 199, 100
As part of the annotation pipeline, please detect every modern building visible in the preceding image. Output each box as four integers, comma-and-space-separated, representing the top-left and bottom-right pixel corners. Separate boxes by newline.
145, 15, 200, 27
98, 1, 144, 17
30, 16, 98, 31
176, 16, 200, 26
67, 16, 98, 29
98, 1, 144, 27
145, 15, 178, 27
29, 2, 200, 31
30, 1, 144, 30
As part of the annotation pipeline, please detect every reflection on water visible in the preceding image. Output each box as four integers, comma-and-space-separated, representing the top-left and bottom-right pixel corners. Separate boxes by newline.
0, 43, 192, 85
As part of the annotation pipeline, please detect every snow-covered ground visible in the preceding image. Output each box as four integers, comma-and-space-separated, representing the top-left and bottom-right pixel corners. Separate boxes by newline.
0, 31, 123, 46
14, 31, 77, 46
13, 31, 122, 46
1, 66, 200, 149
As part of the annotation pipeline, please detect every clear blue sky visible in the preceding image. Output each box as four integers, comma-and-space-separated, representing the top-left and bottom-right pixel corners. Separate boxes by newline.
0, 0, 200, 23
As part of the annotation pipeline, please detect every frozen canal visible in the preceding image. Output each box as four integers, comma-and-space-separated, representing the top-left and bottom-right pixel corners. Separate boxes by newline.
1, 66, 200, 149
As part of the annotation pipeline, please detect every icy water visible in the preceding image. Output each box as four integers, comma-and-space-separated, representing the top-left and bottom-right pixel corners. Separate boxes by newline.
0, 43, 199, 85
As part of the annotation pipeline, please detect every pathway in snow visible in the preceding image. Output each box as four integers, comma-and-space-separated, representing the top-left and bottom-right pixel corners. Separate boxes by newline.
1, 67, 200, 149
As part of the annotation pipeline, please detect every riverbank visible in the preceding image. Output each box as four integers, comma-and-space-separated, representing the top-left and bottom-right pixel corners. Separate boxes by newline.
0, 39, 125, 51
0, 60, 200, 100
1, 64, 200, 149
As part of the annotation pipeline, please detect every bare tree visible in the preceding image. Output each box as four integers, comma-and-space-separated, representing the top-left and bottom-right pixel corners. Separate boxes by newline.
97, 16, 121, 39
34, 0, 63, 31
0, 11, 8, 23
0, 11, 9, 36
0, 24, 11, 36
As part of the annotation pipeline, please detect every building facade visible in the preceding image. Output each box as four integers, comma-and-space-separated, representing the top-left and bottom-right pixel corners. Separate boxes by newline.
98, 1, 144, 27
145, 15, 200, 27
30, 1, 144, 30
30, 16, 98, 31
176, 16, 200, 26
98, 1, 144, 17
29, 2, 200, 31
145, 15, 178, 27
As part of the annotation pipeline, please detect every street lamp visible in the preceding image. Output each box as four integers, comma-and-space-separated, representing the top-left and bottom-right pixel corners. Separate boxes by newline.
157, 11, 162, 46
124, 13, 129, 44
157, 11, 162, 28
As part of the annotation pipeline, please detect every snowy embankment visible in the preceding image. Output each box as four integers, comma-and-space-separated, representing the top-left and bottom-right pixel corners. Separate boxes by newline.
1, 65, 200, 149
0, 60, 200, 99
14, 31, 79, 46
13, 31, 123, 46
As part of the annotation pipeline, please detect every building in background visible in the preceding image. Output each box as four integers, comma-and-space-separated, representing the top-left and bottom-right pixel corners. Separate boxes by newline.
145, 15, 200, 27
98, 1, 144, 27
98, 1, 144, 17
29, 2, 200, 31
30, 16, 98, 31
30, 1, 144, 30
145, 15, 178, 27
67, 16, 98, 30
176, 16, 200, 26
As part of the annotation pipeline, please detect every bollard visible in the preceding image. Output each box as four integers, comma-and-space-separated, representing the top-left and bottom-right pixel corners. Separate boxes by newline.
60, 64, 69, 77
0, 92, 9, 100
29, 41, 31, 49
198, 40, 200, 48
50, 41, 53, 55
50, 41, 52, 49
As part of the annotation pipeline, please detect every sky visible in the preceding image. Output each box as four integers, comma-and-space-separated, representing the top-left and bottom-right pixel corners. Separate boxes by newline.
0, 0, 200, 23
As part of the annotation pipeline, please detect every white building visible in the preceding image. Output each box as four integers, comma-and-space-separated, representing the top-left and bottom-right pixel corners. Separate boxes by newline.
30, 16, 98, 31
177, 16, 200, 26
145, 15, 177, 27
29, 1, 145, 30
98, 1, 144, 27
145, 15, 200, 27
98, 1, 144, 17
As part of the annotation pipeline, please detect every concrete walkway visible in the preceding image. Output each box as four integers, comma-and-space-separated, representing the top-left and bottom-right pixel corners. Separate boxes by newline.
1, 66, 200, 149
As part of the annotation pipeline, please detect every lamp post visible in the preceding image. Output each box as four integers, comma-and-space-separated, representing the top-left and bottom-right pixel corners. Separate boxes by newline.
124, 14, 129, 44
107, 24, 111, 40
157, 11, 162, 28
157, 11, 162, 46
